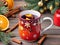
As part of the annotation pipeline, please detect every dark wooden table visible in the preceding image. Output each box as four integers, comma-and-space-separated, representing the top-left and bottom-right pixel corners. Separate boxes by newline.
1, 0, 60, 45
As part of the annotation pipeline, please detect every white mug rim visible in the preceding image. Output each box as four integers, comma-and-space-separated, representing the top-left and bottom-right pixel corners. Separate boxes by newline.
19, 10, 41, 21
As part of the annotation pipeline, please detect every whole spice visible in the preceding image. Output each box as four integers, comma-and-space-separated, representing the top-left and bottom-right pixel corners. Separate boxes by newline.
6, 23, 18, 33
37, 34, 47, 45
4, 7, 23, 17
11, 38, 22, 44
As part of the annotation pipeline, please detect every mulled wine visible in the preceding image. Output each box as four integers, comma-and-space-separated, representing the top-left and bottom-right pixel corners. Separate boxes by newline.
21, 14, 35, 20
19, 10, 53, 42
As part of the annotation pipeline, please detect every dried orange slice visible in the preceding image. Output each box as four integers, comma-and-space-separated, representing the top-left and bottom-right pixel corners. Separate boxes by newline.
26, 14, 33, 18
25, 14, 34, 19
6, 0, 14, 9
0, 15, 9, 31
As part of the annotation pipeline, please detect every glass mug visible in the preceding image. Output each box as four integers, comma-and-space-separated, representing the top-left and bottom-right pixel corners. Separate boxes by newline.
18, 10, 53, 42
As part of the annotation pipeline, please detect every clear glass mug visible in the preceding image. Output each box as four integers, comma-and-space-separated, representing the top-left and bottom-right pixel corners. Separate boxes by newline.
18, 10, 53, 42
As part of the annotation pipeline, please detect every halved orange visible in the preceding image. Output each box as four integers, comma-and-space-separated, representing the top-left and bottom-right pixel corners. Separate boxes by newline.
0, 15, 9, 31
6, 0, 14, 9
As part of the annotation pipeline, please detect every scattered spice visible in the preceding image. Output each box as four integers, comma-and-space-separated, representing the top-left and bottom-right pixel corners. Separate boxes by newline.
6, 23, 18, 33
4, 7, 23, 17
11, 38, 22, 44
37, 34, 47, 45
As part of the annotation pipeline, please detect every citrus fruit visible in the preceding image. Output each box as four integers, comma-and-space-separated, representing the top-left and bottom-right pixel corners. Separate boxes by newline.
6, 0, 14, 9
0, 15, 9, 31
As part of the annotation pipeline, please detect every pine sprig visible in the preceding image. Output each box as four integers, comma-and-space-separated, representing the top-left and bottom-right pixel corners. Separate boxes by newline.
32, 5, 40, 10
0, 1, 8, 15
24, 3, 37, 10
0, 6, 9, 14
0, 31, 10, 45
0, 1, 4, 7
24, 0, 60, 14
0, 29, 15, 45
25, 0, 39, 4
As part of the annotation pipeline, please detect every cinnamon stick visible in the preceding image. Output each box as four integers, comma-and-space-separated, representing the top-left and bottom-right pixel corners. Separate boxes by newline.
6, 23, 18, 33
4, 7, 23, 17
11, 38, 22, 44
37, 34, 47, 45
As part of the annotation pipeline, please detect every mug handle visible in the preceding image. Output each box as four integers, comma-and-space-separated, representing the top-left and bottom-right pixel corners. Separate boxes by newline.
41, 17, 53, 34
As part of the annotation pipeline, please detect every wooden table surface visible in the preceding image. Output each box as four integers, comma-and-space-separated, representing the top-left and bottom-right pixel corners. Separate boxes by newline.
1, 0, 60, 45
